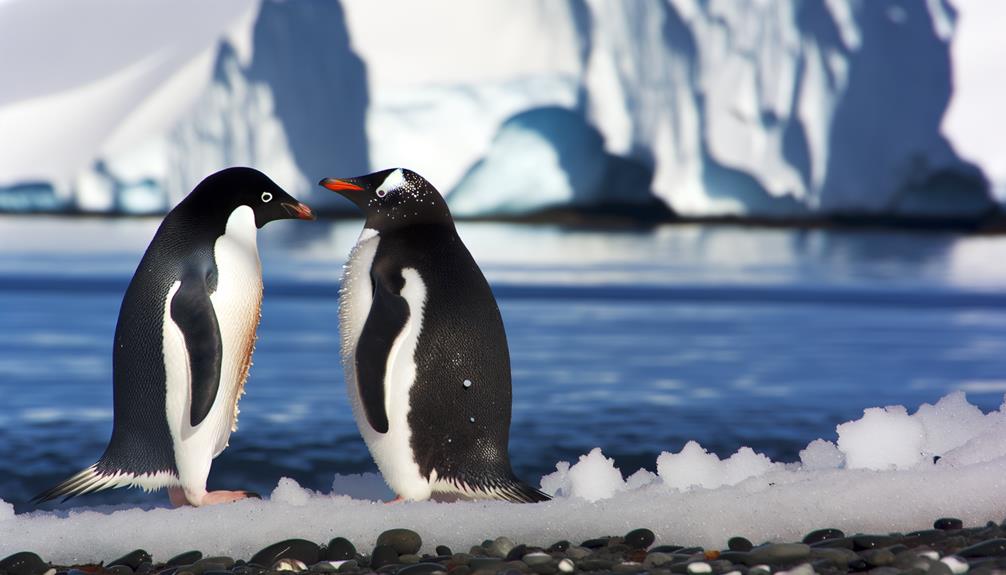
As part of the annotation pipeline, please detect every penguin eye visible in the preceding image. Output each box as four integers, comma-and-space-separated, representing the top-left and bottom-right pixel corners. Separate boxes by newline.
376, 189, 387, 198
261, 191, 273, 203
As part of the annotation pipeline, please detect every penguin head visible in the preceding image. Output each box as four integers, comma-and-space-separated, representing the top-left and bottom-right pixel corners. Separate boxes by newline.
319, 168, 452, 230
185, 167, 315, 228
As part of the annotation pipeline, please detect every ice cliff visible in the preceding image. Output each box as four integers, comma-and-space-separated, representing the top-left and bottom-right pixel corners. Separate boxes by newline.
0, 0, 1000, 218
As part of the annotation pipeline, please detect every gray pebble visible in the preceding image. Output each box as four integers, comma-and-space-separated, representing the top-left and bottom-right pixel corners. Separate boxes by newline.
325, 538, 357, 562
0, 553, 49, 575
810, 547, 859, 568
928, 562, 955, 575
469, 557, 504, 571
853, 536, 895, 551
935, 518, 964, 531
566, 547, 593, 560
110, 550, 152, 571
193, 557, 236, 575
522, 553, 552, 567
378, 530, 423, 556
645, 553, 675, 568
530, 562, 557, 575
613, 562, 645, 574
557, 559, 574, 573
748, 544, 811, 565
399, 555, 421, 565
729, 538, 754, 553
960, 539, 1006, 558
803, 529, 845, 545
107, 566, 133, 575
251, 540, 320, 568
168, 553, 204, 568
451, 554, 472, 565
337, 560, 359, 573
397, 563, 448, 575
488, 537, 516, 559
625, 529, 656, 550
861, 549, 896, 567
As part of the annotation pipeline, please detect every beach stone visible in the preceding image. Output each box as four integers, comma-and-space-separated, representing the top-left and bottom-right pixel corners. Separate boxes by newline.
504, 545, 529, 562
530, 563, 557, 575
522, 553, 552, 567
450, 568, 472, 575
168, 553, 204, 568
810, 548, 859, 568
137, 562, 155, 574
686, 562, 712, 574
110, 551, 153, 570
336, 560, 358, 573
627, 549, 648, 564
557, 559, 574, 574
861, 549, 896, 568
625, 529, 656, 550
613, 562, 644, 574
107, 566, 134, 575
728, 538, 753, 553
274, 559, 309, 572
193, 557, 236, 574
747, 544, 811, 565
936, 518, 965, 531
435, 547, 452, 557
371, 547, 401, 570
810, 538, 854, 550
854, 536, 895, 551
251, 540, 320, 567
653, 546, 686, 554
578, 558, 615, 571
325, 538, 357, 562
549, 542, 570, 554
717, 552, 751, 564
0, 552, 48, 575
679, 548, 705, 555
377, 530, 423, 556
309, 562, 343, 573
566, 548, 592, 560
803, 530, 845, 545
940, 556, 969, 575
781, 565, 815, 575
960, 540, 1006, 558
399, 555, 422, 565
469, 558, 504, 571
928, 562, 954, 575
487, 538, 516, 559
580, 538, 609, 550
398, 563, 447, 575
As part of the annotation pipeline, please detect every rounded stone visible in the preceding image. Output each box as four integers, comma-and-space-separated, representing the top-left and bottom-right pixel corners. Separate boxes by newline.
580, 538, 609, 549
505, 545, 529, 562
624, 529, 656, 550
861, 548, 896, 567
652, 546, 685, 554
557, 559, 574, 573
488, 537, 516, 559
0, 552, 49, 575
961, 540, 1006, 558
727, 538, 753, 552
168, 552, 204, 568
548, 542, 570, 553
852, 536, 894, 551
686, 562, 711, 574
371, 546, 400, 570
435, 547, 452, 557
337, 560, 359, 573
110, 550, 153, 570
250, 539, 320, 567
802, 529, 845, 545
397, 563, 445, 575
612, 562, 644, 574
565, 547, 592, 560
325, 538, 357, 562
746, 544, 810, 565
530, 563, 557, 575
644, 553, 674, 568
935, 518, 965, 531
107, 566, 134, 575
522, 553, 552, 567
377, 529, 423, 556
273, 559, 308, 572
193, 557, 236, 575
469, 557, 504, 571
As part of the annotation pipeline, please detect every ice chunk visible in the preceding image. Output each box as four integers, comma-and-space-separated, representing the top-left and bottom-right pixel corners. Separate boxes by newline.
270, 477, 312, 506
837, 406, 925, 470
657, 442, 776, 490
799, 439, 845, 470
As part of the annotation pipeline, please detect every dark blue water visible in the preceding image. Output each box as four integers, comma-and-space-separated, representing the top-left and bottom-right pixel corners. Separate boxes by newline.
1, 217, 1005, 511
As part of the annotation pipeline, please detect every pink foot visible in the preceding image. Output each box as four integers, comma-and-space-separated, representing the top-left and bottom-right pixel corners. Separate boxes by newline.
385, 496, 405, 504
202, 490, 261, 505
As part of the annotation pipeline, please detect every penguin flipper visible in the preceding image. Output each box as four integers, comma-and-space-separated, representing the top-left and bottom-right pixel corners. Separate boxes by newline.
170, 271, 223, 428
356, 268, 410, 434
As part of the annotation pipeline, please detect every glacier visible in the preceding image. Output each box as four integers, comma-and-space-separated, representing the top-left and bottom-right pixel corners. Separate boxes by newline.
0, 0, 1001, 218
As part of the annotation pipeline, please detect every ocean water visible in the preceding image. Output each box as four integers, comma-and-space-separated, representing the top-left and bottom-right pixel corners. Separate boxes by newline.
1, 216, 1005, 511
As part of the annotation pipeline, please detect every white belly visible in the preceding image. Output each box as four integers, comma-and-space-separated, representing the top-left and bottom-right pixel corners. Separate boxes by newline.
340, 228, 432, 500
164, 206, 262, 490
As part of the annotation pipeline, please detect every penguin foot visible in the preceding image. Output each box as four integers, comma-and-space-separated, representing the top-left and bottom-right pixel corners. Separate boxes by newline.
384, 496, 405, 504
168, 487, 260, 507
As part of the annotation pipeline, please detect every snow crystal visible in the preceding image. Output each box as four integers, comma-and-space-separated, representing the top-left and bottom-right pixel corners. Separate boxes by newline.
837, 405, 925, 470
4, 393, 1006, 563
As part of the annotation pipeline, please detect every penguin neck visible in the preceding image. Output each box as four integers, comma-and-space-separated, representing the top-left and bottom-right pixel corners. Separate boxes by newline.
221, 205, 259, 254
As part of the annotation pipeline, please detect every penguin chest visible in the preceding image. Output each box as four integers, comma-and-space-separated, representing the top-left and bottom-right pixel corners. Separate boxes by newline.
340, 230, 432, 499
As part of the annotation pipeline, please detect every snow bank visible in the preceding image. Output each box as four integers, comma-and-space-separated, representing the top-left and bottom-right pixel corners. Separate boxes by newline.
5, 392, 1006, 563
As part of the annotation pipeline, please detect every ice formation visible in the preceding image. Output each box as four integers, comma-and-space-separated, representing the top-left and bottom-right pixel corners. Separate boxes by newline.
0, 0, 1001, 217
4, 392, 1006, 564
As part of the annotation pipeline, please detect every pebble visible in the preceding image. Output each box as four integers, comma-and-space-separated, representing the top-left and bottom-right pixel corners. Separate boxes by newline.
110, 550, 152, 570
549, 542, 571, 553
107, 566, 134, 575
398, 562, 448, 575
337, 560, 359, 573
809, 547, 859, 568
272, 559, 308, 572
0, 552, 49, 575
487, 537, 516, 559
747, 544, 811, 565
803, 529, 845, 545
580, 538, 610, 549
687, 562, 712, 574
612, 562, 644, 573
435, 546, 452, 557
522, 552, 552, 566
940, 556, 970, 574
565, 547, 593, 560
935, 518, 964, 531
625, 528, 656, 550
325, 538, 357, 562
861, 548, 897, 567
193, 557, 237, 574
250, 540, 320, 567
854, 536, 896, 551
469, 558, 504, 571
728, 538, 754, 552
371, 546, 400, 570
959, 539, 1006, 558
557, 558, 574, 573
377, 530, 424, 556
168, 552, 204, 567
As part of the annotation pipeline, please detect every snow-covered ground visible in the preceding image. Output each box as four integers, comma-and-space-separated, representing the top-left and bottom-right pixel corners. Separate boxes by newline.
5, 392, 1006, 564
0, 0, 1002, 217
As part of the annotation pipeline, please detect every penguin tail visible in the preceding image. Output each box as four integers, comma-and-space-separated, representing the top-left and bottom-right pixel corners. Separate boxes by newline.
491, 476, 552, 503
31, 464, 174, 506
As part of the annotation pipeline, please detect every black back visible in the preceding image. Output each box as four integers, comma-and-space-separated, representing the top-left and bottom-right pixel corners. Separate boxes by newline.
373, 222, 518, 489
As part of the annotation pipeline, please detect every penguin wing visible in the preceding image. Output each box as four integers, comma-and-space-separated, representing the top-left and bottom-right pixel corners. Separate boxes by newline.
356, 267, 410, 433
170, 269, 223, 428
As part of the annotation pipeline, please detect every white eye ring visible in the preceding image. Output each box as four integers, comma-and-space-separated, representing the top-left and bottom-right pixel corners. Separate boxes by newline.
377, 189, 387, 198
261, 191, 273, 203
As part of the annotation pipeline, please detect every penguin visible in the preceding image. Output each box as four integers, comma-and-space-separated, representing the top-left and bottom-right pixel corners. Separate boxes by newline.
33, 167, 315, 507
319, 168, 549, 503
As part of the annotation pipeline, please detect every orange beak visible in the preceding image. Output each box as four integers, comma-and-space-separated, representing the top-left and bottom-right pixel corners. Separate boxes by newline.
319, 178, 364, 192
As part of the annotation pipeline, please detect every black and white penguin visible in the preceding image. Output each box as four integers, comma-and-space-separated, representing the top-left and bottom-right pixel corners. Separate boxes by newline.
34, 167, 315, 507
320, 168, 549, 503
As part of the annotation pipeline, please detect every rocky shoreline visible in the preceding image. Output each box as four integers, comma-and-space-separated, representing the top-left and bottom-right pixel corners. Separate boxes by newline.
4, 517, 1006, 575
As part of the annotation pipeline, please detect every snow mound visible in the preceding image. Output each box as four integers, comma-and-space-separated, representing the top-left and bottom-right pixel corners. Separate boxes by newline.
5, 392, 1006, 563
